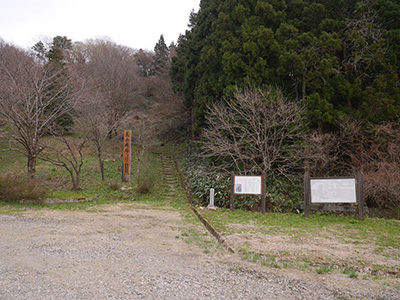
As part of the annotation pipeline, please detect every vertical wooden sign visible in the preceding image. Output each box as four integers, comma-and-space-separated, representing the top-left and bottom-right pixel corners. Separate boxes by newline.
122, 130, 131, 182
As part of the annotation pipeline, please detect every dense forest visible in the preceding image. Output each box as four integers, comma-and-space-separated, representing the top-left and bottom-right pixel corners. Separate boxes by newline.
171, 0, 400, 212
1, 0, 399, 213
171, 0, 400, 134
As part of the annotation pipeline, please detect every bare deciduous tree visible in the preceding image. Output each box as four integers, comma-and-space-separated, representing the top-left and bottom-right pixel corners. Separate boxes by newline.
303, 131, 341, 177
74, 87, 115, 181
141, 74, 189, 140
136, 49, 155, 77
201, 86, 306, 179
130, 114, 158, 184
343, 0, 387, 79
0, 41, 74, 183
346, 120, 400, 208
78, 39, 141, 138
39, 132, 88, 190
304, 117, 400, 209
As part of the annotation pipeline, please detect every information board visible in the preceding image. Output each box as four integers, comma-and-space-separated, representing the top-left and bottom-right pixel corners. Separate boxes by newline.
234, 176, 262, 195
310, 178, 357, 203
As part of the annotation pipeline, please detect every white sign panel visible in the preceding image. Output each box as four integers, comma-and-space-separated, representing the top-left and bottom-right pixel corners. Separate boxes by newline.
311, 178, 357, 203
234, 176, 262, 195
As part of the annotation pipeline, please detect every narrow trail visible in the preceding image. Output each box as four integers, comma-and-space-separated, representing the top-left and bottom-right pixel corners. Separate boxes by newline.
160, 154, 180, 200
159, 152, 236, 253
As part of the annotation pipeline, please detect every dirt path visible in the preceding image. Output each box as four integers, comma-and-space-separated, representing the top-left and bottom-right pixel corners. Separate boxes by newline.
0, 204, 398, 300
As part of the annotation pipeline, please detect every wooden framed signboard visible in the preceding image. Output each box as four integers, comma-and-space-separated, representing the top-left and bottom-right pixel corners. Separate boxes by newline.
304, 172, 366, 219
234, 176, 262, 195
231, 172, 266, 214
310, 178, 357, 203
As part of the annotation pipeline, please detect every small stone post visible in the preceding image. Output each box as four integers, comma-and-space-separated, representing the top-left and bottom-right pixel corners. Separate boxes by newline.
208, 188, 215, 209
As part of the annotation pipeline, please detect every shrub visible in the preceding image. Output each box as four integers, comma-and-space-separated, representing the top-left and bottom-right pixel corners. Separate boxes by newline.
309, 118, 400, 211
201, 86, 306, 178
0, 175, 47, 203
265, 179, 303, 213
181, 146, 303, 212
181, 147, 231, 207
137, 175, 156, 194
347, 120, 400, 209
135, 153, 157, 194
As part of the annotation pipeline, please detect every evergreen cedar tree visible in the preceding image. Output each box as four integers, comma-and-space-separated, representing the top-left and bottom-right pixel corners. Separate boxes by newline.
170, 0, 400, 135
154, 35, 170, 76
33, 36, 74, 130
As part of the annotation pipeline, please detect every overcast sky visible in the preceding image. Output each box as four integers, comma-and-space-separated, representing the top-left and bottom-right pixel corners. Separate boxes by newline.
0, 0, 200, 51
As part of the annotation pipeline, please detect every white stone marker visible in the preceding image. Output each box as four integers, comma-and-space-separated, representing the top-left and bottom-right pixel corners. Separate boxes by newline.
208, 188, 216, 209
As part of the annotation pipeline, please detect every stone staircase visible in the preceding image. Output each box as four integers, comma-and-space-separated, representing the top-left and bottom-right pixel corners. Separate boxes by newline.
160, 155, 180, 200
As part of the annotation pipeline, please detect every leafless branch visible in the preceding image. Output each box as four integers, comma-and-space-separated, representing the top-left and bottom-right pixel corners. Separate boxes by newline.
201, 86, 306, 179
0, 42, 75, 182
39, 133, 89, 190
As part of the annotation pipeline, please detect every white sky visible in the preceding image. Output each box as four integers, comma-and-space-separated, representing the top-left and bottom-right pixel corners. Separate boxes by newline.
0, 0, 200, 51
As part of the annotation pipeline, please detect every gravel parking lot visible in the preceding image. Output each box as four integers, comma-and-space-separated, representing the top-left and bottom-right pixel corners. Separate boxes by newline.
0, 204, 398, 300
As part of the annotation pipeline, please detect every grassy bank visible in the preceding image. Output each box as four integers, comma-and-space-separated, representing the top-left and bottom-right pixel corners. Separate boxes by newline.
0, 136, 167, 210
0, 137, 221, 255
199, 208, 400, 284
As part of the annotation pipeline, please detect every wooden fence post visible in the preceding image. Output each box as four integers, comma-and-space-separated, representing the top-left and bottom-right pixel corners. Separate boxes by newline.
261, 172, 266, 214
304, 172, 310, 218
230, 172, 235, 212
358, 172, 365, 220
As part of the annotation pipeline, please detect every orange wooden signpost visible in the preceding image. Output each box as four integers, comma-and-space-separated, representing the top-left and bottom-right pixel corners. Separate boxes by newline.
122, 130, 131, 182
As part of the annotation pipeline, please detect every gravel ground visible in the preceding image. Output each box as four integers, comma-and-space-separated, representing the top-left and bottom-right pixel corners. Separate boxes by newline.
0, 205, 398, 300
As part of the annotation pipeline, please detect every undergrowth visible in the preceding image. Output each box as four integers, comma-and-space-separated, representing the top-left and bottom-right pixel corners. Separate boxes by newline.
0, 175, 47, 203
181, 146, 303, 212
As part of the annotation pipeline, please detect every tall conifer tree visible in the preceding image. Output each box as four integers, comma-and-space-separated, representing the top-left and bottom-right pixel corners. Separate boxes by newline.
154, 35, 169, 76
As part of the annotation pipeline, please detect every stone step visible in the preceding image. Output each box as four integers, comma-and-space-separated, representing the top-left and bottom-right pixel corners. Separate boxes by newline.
160, 154, 181, 200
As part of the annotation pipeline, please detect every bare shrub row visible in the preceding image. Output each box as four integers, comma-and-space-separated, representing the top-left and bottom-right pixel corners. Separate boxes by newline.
196, 87, 400, 212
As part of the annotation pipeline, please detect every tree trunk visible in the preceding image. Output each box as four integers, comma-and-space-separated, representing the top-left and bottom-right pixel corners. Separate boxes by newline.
73, 174, 80, 190
66, 167, 80, 190
98, 154, 105, 181
302, 77, 306, 100
318, 119, 323, 135
94, 142, 105, 181
137, 158, 141, 183
27, 155, 37, 185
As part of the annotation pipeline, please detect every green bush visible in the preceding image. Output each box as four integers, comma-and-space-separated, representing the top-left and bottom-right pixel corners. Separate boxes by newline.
265, 179, 303, 213
181, 148, 303, 212
0, 175, 47, 203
